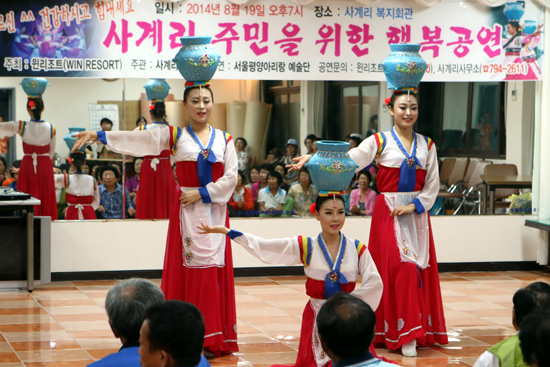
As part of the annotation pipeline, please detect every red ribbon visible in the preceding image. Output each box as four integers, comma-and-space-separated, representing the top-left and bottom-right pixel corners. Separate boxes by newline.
310, 203, 316, 215
149, 104, 155, 110
28, 100, 36, 109
384, 97, 391, 106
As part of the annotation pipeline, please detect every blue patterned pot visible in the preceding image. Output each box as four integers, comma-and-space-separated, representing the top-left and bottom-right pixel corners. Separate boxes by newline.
523, 20, 537, 34
382, 44, 426, 91
173, 36, 221, 84
64, 127, 86, 154
144, 78, 171, 101
306, 141, 358, 193
503, 2, 525, 22
21, 78, 49, 97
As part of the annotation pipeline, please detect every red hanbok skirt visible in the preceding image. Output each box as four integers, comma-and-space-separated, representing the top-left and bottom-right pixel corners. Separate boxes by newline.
19, 143, 57, 220
369, 195, 448, 350
135, 150, 175, 219
64, 193, 96, 220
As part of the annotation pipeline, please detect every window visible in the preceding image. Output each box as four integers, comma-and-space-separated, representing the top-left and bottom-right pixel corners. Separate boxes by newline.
416, 82, 506, 158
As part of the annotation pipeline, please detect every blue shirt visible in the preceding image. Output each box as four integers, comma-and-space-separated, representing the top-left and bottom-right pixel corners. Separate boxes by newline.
99, 183, 135, 219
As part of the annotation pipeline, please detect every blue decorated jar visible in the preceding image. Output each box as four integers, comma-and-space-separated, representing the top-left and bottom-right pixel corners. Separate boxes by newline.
144, 78, 171, 101
503, 2, 525, 22
523, 20, 537, 34
21, 78, 49, 97
172, 36, 221, 83
64, 127, 86, 154
306, 141, 358, 193
382, 44, 426, 91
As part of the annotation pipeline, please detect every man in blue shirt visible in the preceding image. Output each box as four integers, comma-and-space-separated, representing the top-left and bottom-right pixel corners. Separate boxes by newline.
88, 278, 164, 367
317, 293, 398, 367
97, 165, 135, 219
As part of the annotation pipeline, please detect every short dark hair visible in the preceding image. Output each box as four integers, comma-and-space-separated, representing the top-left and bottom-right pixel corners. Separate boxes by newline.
305, 134, 317, 145
0, 156, 7, 173
347, 136, 362, 147
105, 278, 164, 342
317, 293, 376, 359
259, 163, 273, 173
358, 170, 372, 182
267, 170, 283, 186
519, 310, 550, 367
274, 162, 287, 174
237, 170, 247, 185
133, 157, 144, 172
100, 118, 113, 126
135, 116, 147, 127
144, 300, 204, 367
236, 137, 248, 149
100, 165, 120, 180
513, 282, 550, 326
183, 86, 214, 103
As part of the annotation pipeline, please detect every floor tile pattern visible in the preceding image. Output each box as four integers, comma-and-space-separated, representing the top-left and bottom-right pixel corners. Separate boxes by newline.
0, 271, 548, 367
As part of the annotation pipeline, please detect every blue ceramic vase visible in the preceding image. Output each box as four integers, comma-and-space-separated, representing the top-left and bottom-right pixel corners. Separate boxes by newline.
64, 127, 86, 154
383, 44, 426, 91
306, 141, 358, 193
172, 36, 221, 83
144, 78, 171, 101
523, 20, 537, 34
21, 78, 49, 97
503, 2, 525, 22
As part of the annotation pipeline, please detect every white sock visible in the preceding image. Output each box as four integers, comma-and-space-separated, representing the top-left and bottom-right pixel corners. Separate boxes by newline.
402, 340, 417, 357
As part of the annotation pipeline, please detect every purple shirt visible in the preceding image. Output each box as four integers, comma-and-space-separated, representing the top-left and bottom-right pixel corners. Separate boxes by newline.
126, 175, 139, 194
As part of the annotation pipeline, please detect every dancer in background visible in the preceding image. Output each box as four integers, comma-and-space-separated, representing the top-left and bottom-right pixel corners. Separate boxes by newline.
0, 78, 57, 219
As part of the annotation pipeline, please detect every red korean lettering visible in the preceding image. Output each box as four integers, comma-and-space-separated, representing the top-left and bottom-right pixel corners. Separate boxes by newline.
316, 24, 341, 56
346, 24, 373, 57
136, 20, 163, 53
169, 21, 195, 49
38, 7, 52, 30
243, 22, 268, 56
58, 4, 70, 26
274, 23, 303, 56
95, 1, 105, 21
477, 24, 502, 58
447, 26, 474, 58
212, 23, 240, 54
20, 10, 36, 23
50, 6, 61, 28
4, 11, 15, 33
80, 4, 92, 20
125, 0, 135, 14
115, 0, 124, 15
420, 26, 443, 58
386, 25, 411, 44
103, 19, 134, 53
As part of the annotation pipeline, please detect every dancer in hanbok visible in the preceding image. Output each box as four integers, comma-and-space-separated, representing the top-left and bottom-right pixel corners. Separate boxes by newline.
0, 78, 57, 219
54, 152, 99, 220
132, 79, 176, 219
520, 24, 544, 80
13, 26, 32, 58
289, 45, 448, 357
71, 39, 238, 356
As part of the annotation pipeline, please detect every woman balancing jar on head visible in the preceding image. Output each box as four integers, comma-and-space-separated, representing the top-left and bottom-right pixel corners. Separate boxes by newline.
289, 44, 448, 357
0, 78, 57, 219
131, 79, 177, 219
198, 192, 383, 367
72, 44, 238, 357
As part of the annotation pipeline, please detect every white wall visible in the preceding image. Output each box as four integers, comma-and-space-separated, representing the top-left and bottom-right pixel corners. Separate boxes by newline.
50, 215, 545, 273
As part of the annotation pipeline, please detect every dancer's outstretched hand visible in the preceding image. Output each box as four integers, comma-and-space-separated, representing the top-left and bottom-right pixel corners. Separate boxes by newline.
286, 155, 312, 172
197, 223, 230, 235
71, 131, 98, 153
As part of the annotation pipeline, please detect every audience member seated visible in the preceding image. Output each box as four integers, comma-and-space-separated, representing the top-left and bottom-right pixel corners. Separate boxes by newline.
88, 278, 164, 367
311, 139, 319, 154
82, 164, 90, 175
136, 117, 147, 128
229, 170, 254, 217
283, 139, 300, 185
0, 156, 9, 185
245, 165, 260, 189
6, 161, 21, 190
97, 165, 135, 219
474, 282, 550, 367
317, 293, 396, 367
304, 134, 317, 155
519, 310, 550, 367
251, 163, 272, 204
97, 118, 121, 159
264, 147, 284, 165
346, 135, 362, 150
126, 157, 143, 202
110, 161, 124, 184
350, 170, 377, 216
274, 162, 290, 191
139, 300, 211, 367
258, 170, 289, 217
342, 175, 357, 215
287, 167, 318, 217
235, 137, 250, 173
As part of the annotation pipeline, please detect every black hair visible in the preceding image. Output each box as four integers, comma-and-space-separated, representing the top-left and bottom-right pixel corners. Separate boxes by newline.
150, 102, 166, 121
11, 160, 22, 169
236, 137, 248, 149
267, 170, 283, 187
387, 92, 419, 108
347, 135, 362, 147
513, 282, 550, 326
100, 165, 120, 180
317, 293, 376, 359
259, 163, 273, 173
110, 160, 123, 172
135, 116, 147, 127
504, 22, 522, 49
70, 153, 86, 173
27, 97, 44, 121
144, 300, 204, 367
100, 117, 113, 126
133, 157, 144, 172
305, 134, 317, 145
519, 310, 550, 367
315, 195, 345, 212
59, 163, 69, 173
237, 170, 247, 185
183, 86, 214, 103
358, 170, 372, 182
0, 156, 7, 173
249, 165, 260, 183
299, 167, 311, 181
274, 162, 287, 175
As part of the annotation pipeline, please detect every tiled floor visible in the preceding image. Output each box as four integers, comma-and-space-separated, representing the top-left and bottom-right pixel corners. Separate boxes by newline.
0, 271, 549, 367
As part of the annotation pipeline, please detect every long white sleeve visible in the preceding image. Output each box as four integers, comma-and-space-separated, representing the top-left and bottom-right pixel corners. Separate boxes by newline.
229, 231, 303, 266
473, 351, 498, 367
349, 135, 378, 172
0, 121, 18, 138
416, 143, 439, 211
53, 174, 67, 189
202, 139, 238, 204
351, 250, 383, 311
103, 128, 172, 157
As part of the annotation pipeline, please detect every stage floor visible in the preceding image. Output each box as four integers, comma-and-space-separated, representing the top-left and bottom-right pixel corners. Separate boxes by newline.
0, 271, 548, 367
